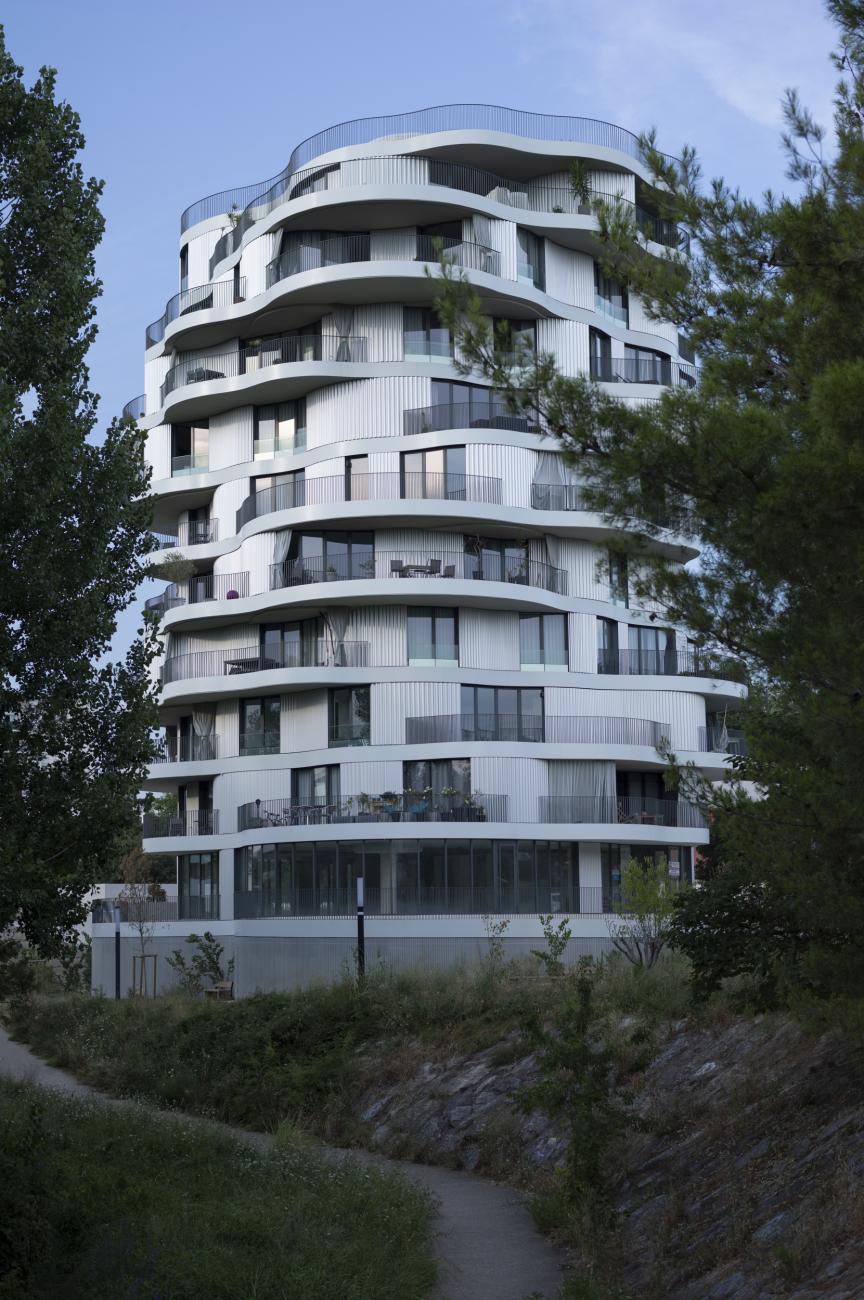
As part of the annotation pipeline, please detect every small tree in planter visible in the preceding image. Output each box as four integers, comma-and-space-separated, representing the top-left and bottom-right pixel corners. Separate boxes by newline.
606, 855, 685, 970
570, 159, 594, 214
118, 848, 166, 996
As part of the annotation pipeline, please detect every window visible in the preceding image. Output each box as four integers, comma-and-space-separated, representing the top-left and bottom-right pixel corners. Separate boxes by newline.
171, 421, 209, 475
329, 686, 370, 746
416, 220, 462, 264
403, 758, 471, 799
594, 264, 628, 325
520, 614, 568, 669
287, 531, 375, 583
516, 228, 545, 290
253, 470, 305, 513
243, 324, 321, 372
401, 446, 466, 499
596, 617, 620, 673
403, 307, 452, 359
461, 686, 544, 741
185, 506, 212, 546
624, 345, 671, 384
254, 400, 306, 457
240, 697, 281, 756
410, 380, 533, 434
628, 624, 677, 675
493, 318, 536, 359
345, 455, 369, 501
177, 852, 217, 918
292, 765, 340, 805
463, 537, 528, 584
608, 550, 629, 606
179, 246, 189, 293
272, 231, 370, 283
589, 329, 612, 380
260, 618, 320, 670
407, 608, 459, 665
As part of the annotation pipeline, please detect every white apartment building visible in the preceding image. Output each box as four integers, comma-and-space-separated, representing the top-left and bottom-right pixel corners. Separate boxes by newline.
91, 105, 745, 995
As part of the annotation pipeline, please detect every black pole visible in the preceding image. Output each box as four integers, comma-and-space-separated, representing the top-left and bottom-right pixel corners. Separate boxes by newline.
113, 906, 121, 1000
356, 876, 365, 982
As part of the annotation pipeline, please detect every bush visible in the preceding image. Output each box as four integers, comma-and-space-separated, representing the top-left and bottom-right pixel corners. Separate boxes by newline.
0, 1078, 436, 1300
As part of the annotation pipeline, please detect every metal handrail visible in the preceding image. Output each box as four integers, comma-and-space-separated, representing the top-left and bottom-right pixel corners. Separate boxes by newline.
590, 356, 697, 387
270, 550, 568, 595
122, 394, 146, 420
597, 649, 745, 680
697, 725, 748, 755
539, 794, 706, 827
161, 640, 369, 685
236, 471, 503, 531
142, 809, 220, 837
233, 884, 615, 919
265, 234, 371, 288
152, 735, 220, 763
237, 791, 508, 831
403, 399, 540, 436
405, 713, 667, 746
183, 102, 680, 231
145, 572, 250, 616
146, 278, 246, 348
161, 333, 368, 403
92, 897, 220, 922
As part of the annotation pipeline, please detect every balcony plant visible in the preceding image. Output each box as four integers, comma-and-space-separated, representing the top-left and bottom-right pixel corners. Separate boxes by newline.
147, 550, 196, 585
569, 159, 593, 215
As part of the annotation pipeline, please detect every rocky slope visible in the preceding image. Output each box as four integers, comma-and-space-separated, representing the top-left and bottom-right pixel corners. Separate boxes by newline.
344, 1014, 864, 1299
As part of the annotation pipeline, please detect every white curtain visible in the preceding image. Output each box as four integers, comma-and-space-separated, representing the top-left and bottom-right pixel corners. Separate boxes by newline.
322, 607, 351, 665
532, 452, 564, 509
471, 213, 493, 250
192, 705, 216, 760
331, 306, 355, 361
544, 532, 566, 575
548, 760, 615, 799
273, 529, 292, 563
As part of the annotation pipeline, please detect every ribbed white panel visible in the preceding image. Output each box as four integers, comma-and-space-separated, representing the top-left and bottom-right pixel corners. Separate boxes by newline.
560, 541, 606, 600
465, 443, 534, 507
145, 426, 171, 480
338, 156, 430, 189
307, 376, 431, 448
305, 458, 339, 481
459, 608, 520, 670
346, 605, 407, 666
573, 251, 594, 309
370, 449, 401, 474
498, 221, 518, 281
217, 699, 240, 757
173, 624, 257, 654
589, 170, 636, 202
538, 319, 588, 379
544, 241, 577, 306
354, 304, 404, 363
578, 843, 603, 889
569, 613, 597, 673
213, 476, 251, 533
283, 690, 328, 753
471, 756, 545, 821
340, 760, 404, 797
185, 229, 222, 286
374, 527, 463, 551
210, 406, 253, 471
372, 682, 460, 744
222, 530, 275, 594
145, 354, 171, 413
370, 228, 416, 260
628, 293, 678, 345
239, 236, 270, 299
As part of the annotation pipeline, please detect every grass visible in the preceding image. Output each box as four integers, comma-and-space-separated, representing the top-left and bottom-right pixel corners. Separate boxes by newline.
0, 1077, 437, 1300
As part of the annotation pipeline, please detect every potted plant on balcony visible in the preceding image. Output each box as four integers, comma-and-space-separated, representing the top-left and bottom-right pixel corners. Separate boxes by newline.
437, 785, 460, 818
570, 159, 594, 216
379, 791, 400, 820
355, 791, 374, 822
406, 786, 432, 820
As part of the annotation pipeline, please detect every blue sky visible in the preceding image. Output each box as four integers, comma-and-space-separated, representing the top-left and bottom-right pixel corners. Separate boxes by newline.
3, 0, 840, 657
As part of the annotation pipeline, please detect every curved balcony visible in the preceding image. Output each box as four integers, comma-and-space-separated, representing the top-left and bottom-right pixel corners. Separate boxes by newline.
263, 232, 499, 297
143, 809, 219, 837
162, 639, 369, 686
539, 794, 705, 828
160, 333, 368, 405
145, 571, 249, 616
590, 355, 697, 387
152, 519, 220, 549
234, 884, 609, 920
122, 394, 146, 420
598, 649, 746, 681
238, 791, 508, 832
269, 550, 567, 595
182, 101, 680, 231
146, 278, 246, 349
236, 471, 502, 532
153, 735, 220, 763
403, 397, 540, 437
405, 713, 668, 747
697, 724, 747, 756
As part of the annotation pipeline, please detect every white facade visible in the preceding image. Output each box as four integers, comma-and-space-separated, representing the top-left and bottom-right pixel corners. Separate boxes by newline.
96, 105, 745, 994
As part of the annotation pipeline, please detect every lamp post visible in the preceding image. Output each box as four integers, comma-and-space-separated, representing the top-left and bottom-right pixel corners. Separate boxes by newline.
356, 875, 365, 983
112, 904, 121, 1000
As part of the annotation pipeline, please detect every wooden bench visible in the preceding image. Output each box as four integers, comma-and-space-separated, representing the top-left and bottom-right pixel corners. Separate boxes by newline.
204, 980, 234, 1001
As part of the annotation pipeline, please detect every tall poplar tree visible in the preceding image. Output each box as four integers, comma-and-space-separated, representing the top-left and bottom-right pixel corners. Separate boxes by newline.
435, 2, 864, 998
0, 32, 157, 955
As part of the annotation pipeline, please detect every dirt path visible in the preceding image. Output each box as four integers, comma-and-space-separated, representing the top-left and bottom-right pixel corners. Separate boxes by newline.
0, 1027, 565, 1300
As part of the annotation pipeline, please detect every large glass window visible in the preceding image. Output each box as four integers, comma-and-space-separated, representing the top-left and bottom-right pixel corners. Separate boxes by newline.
628, 624, 677, 675
260, 618, 320, 669
292, 765, 340, 805
407, 607, 459, 666
594, 264, 628, 325
520, 614, 568, 669
589, 329, 612, 380
329, 687, 370, 746
253, 470, 305, 513
178, 852, 218, 919
460, 686, 544, 741
401, 446, 466, 499
463, 537, 528, 584
345, 455, 369, 501
403, 307, 452, 359
596, 617, 620, 673
170, 421, 209, 475
624, 344, 671, 384
239, 697, 281, 756
516, 228, 545, 290
254, 400, 306, 457
493, 318, 536, 359
403, 758, 471, 800
608, 550, 629, 607
287, 531, 375, 583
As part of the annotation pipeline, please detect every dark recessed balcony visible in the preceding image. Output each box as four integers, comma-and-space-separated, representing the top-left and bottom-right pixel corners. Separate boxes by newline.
161, 333, 368, 403
403, 399, 540, 436
597, 649, 745, 681
266, 234, 371, 289
590, 355, 697, 387
161, 640, 369, 685
153, 735, 220, 763
142, 809, 219, 837
405, 713, 668, 747
146, 278, 246, 348
269, 550, 567, 595
233, 883, 610, 920
697, 725, 748, 756
328, 722, 371, 748
237, 792, 508, 831
539, 795, 705, 828
236, 470, 502, 531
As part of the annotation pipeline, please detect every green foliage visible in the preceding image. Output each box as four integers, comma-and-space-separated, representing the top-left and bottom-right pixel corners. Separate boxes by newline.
531, 913, 572, 976
166, 931, 235, 996
608, 857, 683, 970
482, 913, 511, 972
0, 1078, 436, 1300
434, 5, 864, 1002
0, 34, 158, 958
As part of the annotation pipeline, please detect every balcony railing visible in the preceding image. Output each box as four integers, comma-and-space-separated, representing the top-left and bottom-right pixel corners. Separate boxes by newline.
266, 234, 371, 288
270, 550, 567, 595
405, 713, 668, 747
415, 235, 500, 274
239, 732, 281, 757
122, 394, 146, 420
161, 333, 368, 403
328, 722, 371, 747
539, 795, 706, 828
403, 399, 540, 436
153, 519, 219, 548
142, 810, 219, 837
146, 278, 246, 348
152, 735, 220, 763
161, 639, 369, 685
91, 897, 220, 922
236, 471, 502, 531
171, 453, 209, 476
238, 792, 508, 832
597, 649, 739, 678
233, 884, 612, 920
697, 726, 748, 756
590, 355, 697, 387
